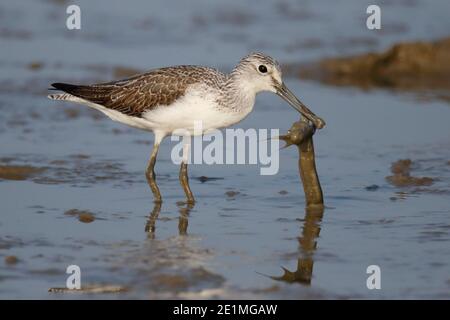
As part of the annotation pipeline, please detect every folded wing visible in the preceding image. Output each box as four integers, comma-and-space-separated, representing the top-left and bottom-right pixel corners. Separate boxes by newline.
51, 66, 208, 117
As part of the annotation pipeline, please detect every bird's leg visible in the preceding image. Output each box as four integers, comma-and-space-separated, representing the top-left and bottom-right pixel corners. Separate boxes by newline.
179, 141, 195, 204
180, 162, 195, 204
145, 142, 162, 203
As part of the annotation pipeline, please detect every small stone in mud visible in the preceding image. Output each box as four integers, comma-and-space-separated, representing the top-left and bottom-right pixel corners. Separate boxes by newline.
0, 165, 46, 181
225, 190, 240, 197
386, 159, 434, 187
365, 184, 379, 191
5, 255, 19, 265
194, 176, 223, 183
391, 159, 412, 175
64, 209, 95, 223
279, 190, 289, 195
196, 176, 223, 183
78, 213, 95, 223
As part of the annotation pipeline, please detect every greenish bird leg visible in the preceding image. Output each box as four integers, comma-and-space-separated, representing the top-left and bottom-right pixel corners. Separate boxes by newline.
180, 162, 195, 204
145, 142, 162, 203
179, 141, 195, 204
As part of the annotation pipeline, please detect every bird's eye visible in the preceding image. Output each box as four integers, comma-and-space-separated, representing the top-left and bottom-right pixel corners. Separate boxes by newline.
258, 65, 268, 73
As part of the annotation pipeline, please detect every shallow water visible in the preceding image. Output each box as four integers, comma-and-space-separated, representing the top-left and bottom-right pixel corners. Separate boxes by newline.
1, 0, 450, 299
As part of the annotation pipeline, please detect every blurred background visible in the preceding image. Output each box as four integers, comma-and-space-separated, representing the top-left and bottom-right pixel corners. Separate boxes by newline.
1, 0, 450, 299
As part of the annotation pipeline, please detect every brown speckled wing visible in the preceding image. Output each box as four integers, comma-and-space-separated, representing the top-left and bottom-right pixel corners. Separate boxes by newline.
51, 66, 222, 117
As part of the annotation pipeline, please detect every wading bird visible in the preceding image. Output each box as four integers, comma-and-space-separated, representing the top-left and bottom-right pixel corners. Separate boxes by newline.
48, 53, 325, 204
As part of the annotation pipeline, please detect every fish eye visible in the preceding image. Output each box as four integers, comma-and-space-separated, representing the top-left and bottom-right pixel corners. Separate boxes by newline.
258, 65, 268, 73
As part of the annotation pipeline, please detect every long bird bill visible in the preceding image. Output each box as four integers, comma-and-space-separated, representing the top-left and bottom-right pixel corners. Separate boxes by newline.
276, 83, 325, 129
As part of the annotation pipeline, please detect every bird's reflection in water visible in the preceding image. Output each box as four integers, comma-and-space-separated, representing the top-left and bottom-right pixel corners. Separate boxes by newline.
178, 203, 192, 235
145, 202, 194, 238
145, 202, 161, 235
272, 205, 324, 285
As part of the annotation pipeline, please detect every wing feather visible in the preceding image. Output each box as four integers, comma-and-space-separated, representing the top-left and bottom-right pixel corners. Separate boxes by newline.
51, 66, 223, 117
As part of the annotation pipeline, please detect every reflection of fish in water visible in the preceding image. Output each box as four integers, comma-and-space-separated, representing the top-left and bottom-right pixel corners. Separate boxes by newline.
271, 206, 323, 285
48, 53, 324, 204
273, 260, 314, 285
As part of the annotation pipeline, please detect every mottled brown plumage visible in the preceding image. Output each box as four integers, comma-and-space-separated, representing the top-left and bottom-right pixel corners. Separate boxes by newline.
52, 66, 226, 117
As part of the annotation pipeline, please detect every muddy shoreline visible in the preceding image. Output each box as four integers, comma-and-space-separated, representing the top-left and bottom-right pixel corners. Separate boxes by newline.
1, 0, 450, 299
286, 37, 450, 101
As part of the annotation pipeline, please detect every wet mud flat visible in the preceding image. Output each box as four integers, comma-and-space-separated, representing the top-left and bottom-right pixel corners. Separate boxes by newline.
288, 37, 450, 102
1, 80, 449, 299
1, 0, 450, 299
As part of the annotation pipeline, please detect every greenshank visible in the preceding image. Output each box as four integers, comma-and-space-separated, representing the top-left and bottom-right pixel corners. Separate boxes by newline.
48, 52, 325, 203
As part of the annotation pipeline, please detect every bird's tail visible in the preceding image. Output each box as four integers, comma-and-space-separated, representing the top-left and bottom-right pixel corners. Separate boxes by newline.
47, 92, 76, 101
47, 83, 79, 101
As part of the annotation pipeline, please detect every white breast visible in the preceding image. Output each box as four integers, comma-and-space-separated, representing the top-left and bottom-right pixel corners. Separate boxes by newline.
141, 85, 254, 136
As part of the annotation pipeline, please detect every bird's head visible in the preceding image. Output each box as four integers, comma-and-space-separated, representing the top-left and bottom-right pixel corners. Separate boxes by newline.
234, 52, 325, 129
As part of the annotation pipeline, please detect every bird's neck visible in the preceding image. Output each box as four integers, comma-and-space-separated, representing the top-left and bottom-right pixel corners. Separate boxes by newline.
220, 71, 256, 113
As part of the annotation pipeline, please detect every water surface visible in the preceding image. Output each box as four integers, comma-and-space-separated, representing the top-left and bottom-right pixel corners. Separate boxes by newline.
1, 0, 450, 299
